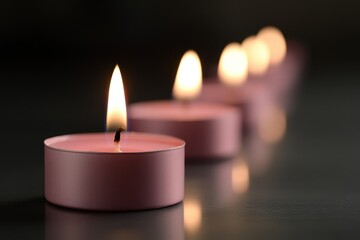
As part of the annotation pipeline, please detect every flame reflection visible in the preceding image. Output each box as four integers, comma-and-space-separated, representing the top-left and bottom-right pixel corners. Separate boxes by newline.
257, 104, 287, 144
232, 157, 250, 194
184, 198, 202, 234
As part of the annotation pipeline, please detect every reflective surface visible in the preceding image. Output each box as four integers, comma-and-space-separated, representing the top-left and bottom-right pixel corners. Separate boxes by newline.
1, 67, 360, 239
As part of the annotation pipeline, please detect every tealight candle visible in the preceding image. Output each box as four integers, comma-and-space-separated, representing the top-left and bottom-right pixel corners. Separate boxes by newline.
199, 27, 303, 133
44, 65, 185, 211
257, 26, 305, 110
128, 50, 241, 160
198, 42, 269, 133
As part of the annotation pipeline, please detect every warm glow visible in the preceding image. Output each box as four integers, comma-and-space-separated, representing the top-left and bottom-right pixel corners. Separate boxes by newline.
172, 50, 202, 101
106, 65, 127, 131
258, 26, 287, 65
232, 158, 250, 194
258, 105, 286, 143
184, 199, 202, 233
218, 42, 248, 86
242, 36, 270, 75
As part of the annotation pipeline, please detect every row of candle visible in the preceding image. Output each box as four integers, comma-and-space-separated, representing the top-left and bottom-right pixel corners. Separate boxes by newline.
44, 26, 303, 211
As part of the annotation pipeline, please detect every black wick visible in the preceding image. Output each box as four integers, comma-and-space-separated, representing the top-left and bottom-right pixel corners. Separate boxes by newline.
114, 127, 125, 143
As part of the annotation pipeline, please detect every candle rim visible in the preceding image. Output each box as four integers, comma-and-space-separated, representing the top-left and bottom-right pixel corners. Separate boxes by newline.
44, 132, 185, 154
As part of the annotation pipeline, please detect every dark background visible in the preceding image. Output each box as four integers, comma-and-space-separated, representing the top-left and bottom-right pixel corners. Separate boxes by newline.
1, 0, 360, 239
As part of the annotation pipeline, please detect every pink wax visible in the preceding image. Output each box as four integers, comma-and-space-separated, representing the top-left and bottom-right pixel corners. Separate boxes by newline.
128, 101, 241, 159
44, 132, 185, 211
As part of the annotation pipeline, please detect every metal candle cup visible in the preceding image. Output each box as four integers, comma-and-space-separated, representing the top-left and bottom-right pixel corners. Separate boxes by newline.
44, 132, 185, 211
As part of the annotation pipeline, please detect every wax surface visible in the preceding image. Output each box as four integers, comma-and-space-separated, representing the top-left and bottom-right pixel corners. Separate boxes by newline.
129, 101, 237, 121
44, 132, 184, 153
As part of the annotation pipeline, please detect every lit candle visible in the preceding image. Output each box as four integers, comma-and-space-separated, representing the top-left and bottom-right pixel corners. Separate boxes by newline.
128, 50, 241, 159
256, 26, 305, 111
217, 42, 248, 86
242, 35, 270, 76
198, 42, 269, 134
185, 155, 249, 209
257, 26, 287, 66
44, 65, 185, 211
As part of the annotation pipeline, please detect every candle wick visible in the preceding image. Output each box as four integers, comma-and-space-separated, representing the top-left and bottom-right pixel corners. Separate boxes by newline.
114, 127, 125, 153
114, 127, 125, 143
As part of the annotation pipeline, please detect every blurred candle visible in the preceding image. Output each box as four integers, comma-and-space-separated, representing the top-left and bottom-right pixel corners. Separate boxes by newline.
242, 36, 270, 76
199, 42, 269, 134
217, 42, 248, 86
232, 157, 250, 194
257, 26, 309, 114
257, 26, 287, 65
129, 50, 241, 159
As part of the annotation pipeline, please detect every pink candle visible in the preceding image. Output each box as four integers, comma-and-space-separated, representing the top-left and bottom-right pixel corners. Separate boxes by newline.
199, 27, 304, 133
129, 50, 241, 160
130, 101, 240, 159
199, 42, 268, 133
201, 26, 304, 107
44, 65, 185, 211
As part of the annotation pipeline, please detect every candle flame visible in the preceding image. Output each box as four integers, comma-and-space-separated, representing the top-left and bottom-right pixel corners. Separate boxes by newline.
172, 50, 202, 101
218, 42, 248, 86
242, 36, 270, 75
257, 26, 287, 65
106, 65, 127, 131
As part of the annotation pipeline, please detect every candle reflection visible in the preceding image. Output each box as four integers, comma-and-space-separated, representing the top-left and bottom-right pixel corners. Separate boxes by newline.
185, 156, 251, 210
245, 125, 278, 177
45, 203, 184, 240
183, 156, 252, 239
257, 104, 287, 144
184, 198, 202, 234
232, 157, 250, 194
